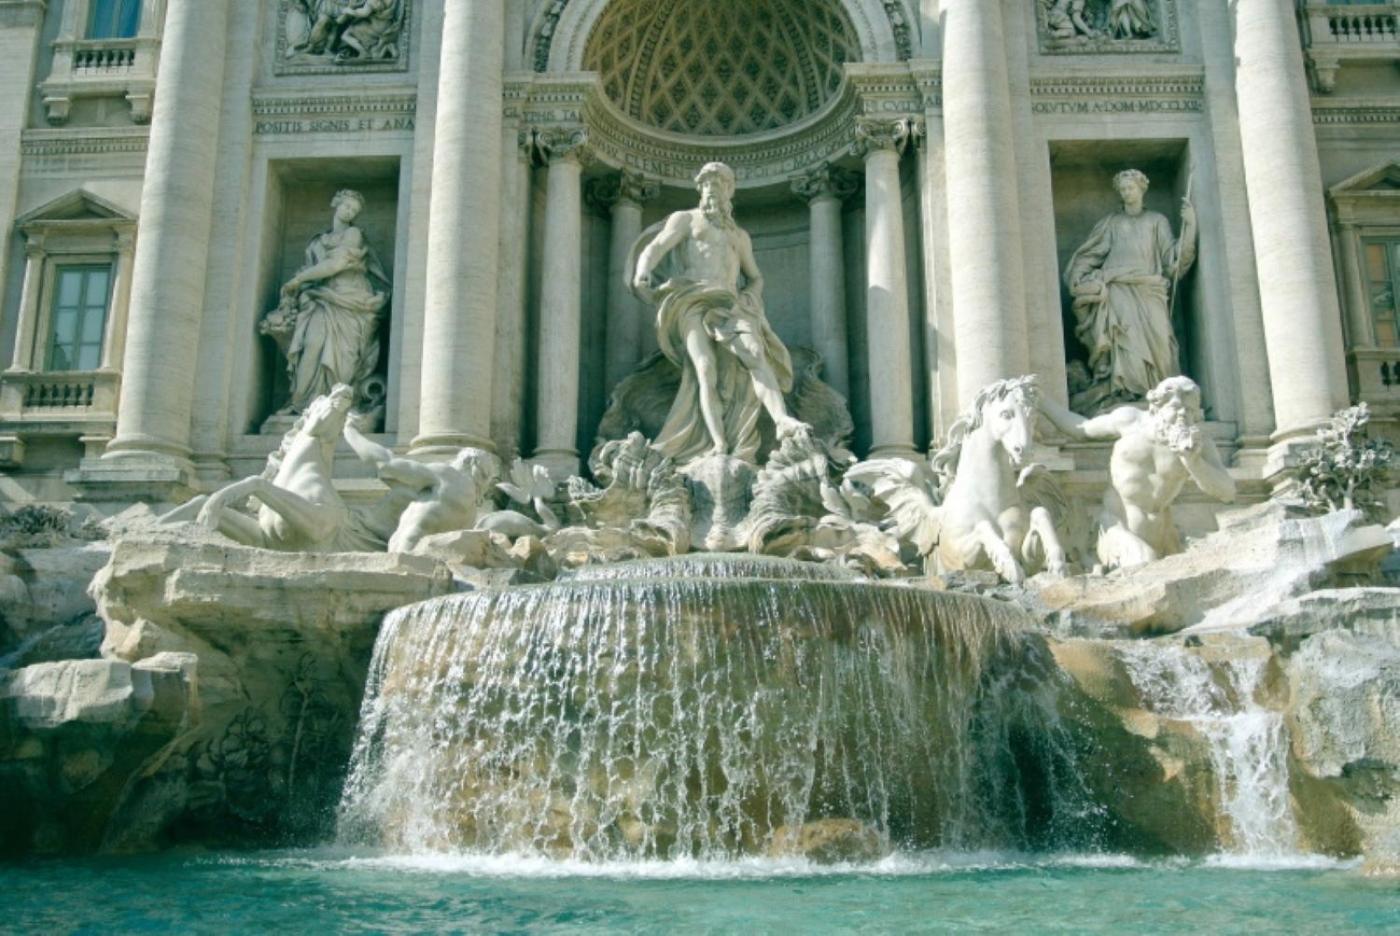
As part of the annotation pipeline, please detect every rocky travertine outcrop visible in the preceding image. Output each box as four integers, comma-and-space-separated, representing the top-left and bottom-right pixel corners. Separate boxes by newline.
0, 654, 197, 856
1031, 504, 1392, 636
1, 529, 454, 853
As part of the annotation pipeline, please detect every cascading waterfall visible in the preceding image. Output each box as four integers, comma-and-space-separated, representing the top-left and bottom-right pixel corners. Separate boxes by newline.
338, 556, 1096, 860
1117, 641, 1299, 858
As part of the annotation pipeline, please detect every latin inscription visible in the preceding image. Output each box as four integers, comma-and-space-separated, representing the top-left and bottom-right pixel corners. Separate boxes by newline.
1031, 99, 1202, 116
254, 116, 416, 136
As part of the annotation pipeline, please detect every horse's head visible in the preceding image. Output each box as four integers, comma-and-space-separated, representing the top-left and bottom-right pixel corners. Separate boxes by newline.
304, 384, 355, 441
972, 375, 1041, 469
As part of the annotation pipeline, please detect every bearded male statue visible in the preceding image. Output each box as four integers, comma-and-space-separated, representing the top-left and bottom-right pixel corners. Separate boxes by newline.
1038, 376, 1236, 570
628, 162, 807, 465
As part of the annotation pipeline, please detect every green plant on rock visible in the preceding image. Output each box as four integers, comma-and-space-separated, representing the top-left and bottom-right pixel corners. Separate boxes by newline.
1296, 403, 1396, 523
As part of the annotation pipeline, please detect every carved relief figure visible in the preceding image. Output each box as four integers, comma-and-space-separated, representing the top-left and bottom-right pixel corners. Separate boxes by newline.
1044, 0, 1094, 39
288, 0, 405, 63
1039, 376, 1236, 570
261, 190, 390, 417
629, 162, 807, 465
1108, 0, 1156, 38
1064, 169, 1196, 413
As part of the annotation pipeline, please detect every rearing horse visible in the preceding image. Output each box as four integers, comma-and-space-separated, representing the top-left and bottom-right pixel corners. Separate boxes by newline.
164, 384, 372, 552
847, 375, 1068, 584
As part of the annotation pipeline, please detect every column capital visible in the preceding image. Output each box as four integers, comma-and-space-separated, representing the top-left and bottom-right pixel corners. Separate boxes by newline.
529, 126, 592, 166
850, 116, 923, 159
586, 169, 660, 213
791, 164, 860, 204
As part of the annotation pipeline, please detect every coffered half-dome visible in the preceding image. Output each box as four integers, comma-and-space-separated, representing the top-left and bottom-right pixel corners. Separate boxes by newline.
583, 0, 861, 138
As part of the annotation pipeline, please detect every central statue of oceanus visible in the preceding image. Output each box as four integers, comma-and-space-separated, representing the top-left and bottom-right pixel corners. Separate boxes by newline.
628, 162, 809, 466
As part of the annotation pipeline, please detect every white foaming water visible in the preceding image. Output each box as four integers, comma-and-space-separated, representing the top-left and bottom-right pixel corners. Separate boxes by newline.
337, 556, 1095, 861
1118, 641, 1300, 859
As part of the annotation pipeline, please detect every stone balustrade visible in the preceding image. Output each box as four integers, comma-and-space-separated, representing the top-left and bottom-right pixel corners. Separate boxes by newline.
1300, 1, 1400, 91
0, 370, 121, 467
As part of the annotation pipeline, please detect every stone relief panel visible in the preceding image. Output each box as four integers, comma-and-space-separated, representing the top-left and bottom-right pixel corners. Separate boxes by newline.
1035, 0, 1179, 55
277, 0, 411, 75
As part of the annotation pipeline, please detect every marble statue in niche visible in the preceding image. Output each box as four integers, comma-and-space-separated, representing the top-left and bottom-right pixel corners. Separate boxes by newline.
1038, 376, 1235, 570
261, 189, 390, 423
283, 0, 406, 65
629, 162, 808, 466
1064, 169, 1196, 414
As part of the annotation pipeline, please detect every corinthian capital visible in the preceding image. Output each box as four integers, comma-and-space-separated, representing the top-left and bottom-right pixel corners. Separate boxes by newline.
851, 116, 923, 159
587, 170, 661, 213
530, 126, 591, 165
791, 165, 861, 203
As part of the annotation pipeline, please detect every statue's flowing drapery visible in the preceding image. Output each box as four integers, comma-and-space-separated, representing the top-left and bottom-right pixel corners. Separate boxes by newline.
1066, 210, 1193, 404
286, 228, 389, 412
649, 278, 793, 464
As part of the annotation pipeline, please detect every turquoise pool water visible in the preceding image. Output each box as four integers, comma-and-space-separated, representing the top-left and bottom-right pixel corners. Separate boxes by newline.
2, 850, 1396, 934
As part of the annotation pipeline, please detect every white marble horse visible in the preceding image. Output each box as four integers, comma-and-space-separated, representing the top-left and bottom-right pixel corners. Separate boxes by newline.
846, 375, 1068, 584
164, 384, 376, 552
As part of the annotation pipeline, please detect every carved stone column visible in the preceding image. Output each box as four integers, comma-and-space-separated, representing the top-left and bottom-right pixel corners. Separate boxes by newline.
855, 117, 919, 459
793, 165, 859, 398
8, 236, 45, 371
589, 170, 659, 392
941, 0, 1030, 407
100, 0, 232, 494
0, 0, 47, 368
534, 128, 589, 479
1233, 0, 1349, 441
414, 0, 505, 455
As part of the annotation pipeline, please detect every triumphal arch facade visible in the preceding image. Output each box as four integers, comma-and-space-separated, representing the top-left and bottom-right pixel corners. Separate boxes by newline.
0, 0, 1396, 519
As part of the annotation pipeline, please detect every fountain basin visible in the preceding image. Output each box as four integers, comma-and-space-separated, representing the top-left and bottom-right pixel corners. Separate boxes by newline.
339, 556, 1090, 860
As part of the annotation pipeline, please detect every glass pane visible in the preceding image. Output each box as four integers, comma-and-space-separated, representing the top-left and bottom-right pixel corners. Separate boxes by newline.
1376, 320, 1397, 348
51, 308, 77, 346
76, 343, 102, 371
48, 345, 72, 371
84, 267, 110, 304
1369, 281, 1394, 313
87, 0, 140, 39
80, 306, 106, 344
117, 0, 141, 37
56, 269, 83, 307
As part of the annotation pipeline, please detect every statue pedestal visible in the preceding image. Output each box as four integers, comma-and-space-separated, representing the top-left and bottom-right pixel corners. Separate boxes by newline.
681, 454, 756, 552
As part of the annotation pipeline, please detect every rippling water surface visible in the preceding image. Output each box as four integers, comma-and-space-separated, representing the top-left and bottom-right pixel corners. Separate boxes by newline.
3, 849, 1396, 934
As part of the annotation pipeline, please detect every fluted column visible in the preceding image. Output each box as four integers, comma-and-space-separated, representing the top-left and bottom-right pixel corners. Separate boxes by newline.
533, 128, 588, 478
589, 170, 659, 392
413, 0, 505, 454
855, 117, 919, 458
105, 0, 231, 474
793, 165, 859, 398
941, 0, 1030, 406
1233, 0, 1348, 439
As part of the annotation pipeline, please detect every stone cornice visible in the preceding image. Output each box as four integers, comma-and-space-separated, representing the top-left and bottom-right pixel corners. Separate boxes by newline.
1312, 101, 1400, 126
506, 65, 928, 188
20, 128, 149, 158
251, 92, 417, 118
